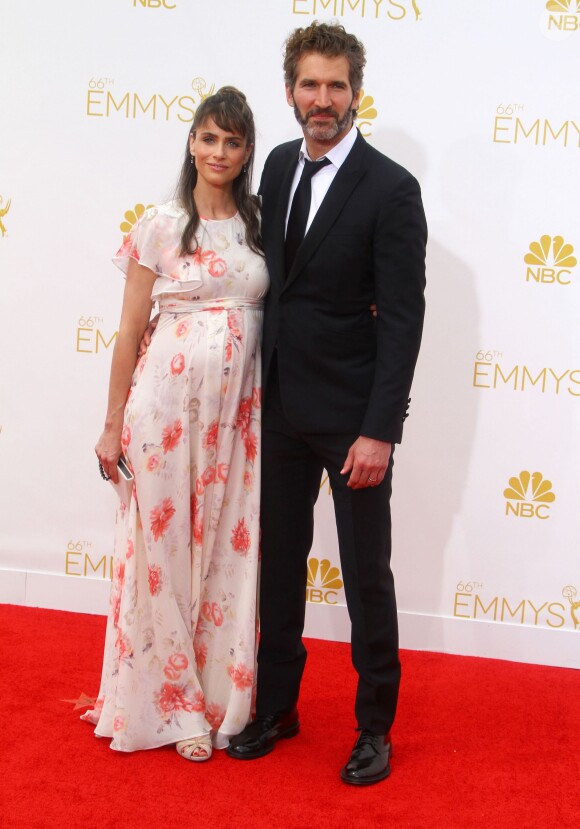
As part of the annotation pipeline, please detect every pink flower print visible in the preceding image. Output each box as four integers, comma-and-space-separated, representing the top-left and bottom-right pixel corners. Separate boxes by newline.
211, 602, 224, 627
195, 477, 205, 496
170, 353, 185, 376
161, 420, 183, 453
113, 715, 126, 733
193, 517, 203, 546
112, 594, 121, 627
192, 690, 206, 713
231, 518, 251, 556
225, 335, 233, 363
236, 397, 251, 437
192, 247, 216, 267
117, 234, 139, 261
216, 463, 229, 483
206, 703, 225, 730
227, 663, 254, 691
203, 420, 219, 449
114, 561, 125, 586
148, 563, 163, 596
147, 454, 161, 472
175, 319, 190, 338
126, 539, 134, 559
150, 498, 176, 540
194, 641, 208, 672
252, 386, 262, 408
243, 469, 254, 491
116, 630, 133, 660
201, 466, 216, 487
201, 601, 213, 622
156, 683, 197, 715
208, 257, 227, 278
227, 310, 243, 340
121, 425, 131, 452
244, 432, 258, 464
164, 652, 189, 680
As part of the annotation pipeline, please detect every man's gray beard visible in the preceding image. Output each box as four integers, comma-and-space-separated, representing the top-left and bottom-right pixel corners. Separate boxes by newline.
294, 104, 353, 142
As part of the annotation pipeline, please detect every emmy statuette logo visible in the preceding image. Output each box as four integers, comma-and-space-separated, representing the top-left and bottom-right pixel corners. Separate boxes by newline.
504, 471, 555, 520
0, 195, 11, 237
524, 235, 576, 285
562, 586, 580, 629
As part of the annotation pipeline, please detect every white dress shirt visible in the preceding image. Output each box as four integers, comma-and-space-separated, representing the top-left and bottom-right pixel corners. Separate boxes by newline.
285, 125, 358, 236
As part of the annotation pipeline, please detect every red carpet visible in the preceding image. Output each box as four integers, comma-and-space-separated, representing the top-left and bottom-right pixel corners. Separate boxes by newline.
0, 604, 578, 828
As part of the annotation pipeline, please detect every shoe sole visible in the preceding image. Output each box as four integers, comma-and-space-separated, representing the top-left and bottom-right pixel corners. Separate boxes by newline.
226, 722, 300, 760
339, 763, 391, 786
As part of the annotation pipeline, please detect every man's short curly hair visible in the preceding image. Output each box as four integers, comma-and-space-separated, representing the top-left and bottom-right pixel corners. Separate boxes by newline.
283, 20, 366, 94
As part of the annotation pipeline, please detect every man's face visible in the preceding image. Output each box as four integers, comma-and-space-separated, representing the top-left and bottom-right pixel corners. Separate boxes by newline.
286, 53, 361, 146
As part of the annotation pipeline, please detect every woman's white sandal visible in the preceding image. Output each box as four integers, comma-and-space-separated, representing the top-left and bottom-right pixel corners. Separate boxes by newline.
176, 735, 212, 762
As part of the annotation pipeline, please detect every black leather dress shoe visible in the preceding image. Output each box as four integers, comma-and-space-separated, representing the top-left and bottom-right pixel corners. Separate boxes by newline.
340, 729, 392, 786
226, 709, 300, 759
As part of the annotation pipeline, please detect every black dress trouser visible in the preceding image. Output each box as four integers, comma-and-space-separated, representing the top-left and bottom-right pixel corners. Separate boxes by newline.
256, 364, 400, 735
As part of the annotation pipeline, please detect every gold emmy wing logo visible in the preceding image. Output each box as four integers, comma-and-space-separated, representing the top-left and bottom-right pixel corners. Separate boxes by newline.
562, 586, 580, 629
120, 203, 154, 238
524, 235, 576, 285
306, 558, 344, 605
355, 89, 378, 138
0, 195, 11, 237
504, 471, 555, 519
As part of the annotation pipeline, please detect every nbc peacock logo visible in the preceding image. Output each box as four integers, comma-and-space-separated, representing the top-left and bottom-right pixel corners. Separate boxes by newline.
120, 203, 154, 239
547, 0, 580, 12
524, 235, 576, 285
543, 0, 580, 36
0, 195, 11, 238
504, 471, 555, 520
355, 89, 378, 138
306, 557, 344, 605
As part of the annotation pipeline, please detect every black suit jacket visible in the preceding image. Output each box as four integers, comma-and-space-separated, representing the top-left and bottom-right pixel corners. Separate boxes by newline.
259, 130, 427, 444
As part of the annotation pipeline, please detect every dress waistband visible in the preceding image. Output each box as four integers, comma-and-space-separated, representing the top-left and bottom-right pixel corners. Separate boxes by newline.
159, 297, 264, 314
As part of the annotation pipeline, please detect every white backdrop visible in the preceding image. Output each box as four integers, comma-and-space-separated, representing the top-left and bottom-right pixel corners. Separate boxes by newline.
1, 0, 579, 668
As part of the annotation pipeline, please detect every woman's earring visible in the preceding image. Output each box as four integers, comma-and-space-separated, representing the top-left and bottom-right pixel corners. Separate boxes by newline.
243, 163, 247, 173
190, 154, 195, 165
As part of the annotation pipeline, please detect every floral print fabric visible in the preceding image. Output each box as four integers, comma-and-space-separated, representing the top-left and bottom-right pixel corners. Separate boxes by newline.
82, 203, 268, 751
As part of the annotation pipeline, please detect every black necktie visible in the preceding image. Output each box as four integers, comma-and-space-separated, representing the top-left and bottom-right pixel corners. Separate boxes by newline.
285, 157, 332, 274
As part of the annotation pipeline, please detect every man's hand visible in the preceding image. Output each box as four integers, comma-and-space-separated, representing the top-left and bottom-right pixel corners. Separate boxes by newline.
340, 436, 391, 489
138, 313, 160, 357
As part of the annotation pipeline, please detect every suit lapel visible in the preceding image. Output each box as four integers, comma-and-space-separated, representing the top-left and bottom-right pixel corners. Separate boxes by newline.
283, 132, 368, 291
269, 143, 300, 290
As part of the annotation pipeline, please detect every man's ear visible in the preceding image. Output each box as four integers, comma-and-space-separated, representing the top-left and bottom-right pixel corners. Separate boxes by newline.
285, 83, 294, 108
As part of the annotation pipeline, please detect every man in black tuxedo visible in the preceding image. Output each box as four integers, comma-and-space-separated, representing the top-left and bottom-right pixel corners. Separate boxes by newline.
227, 22, 427, 785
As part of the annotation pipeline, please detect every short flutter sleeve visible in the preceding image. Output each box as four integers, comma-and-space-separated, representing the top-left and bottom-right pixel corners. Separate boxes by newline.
112, 203, 203, 298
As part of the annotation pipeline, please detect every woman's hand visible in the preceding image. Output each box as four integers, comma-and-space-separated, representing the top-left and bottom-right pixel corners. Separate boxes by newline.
95, 422, 123, 484
138, 314, 159, 357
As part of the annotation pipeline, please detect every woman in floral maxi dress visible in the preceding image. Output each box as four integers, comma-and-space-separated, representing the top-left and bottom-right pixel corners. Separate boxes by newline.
86, 88, 268, 761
